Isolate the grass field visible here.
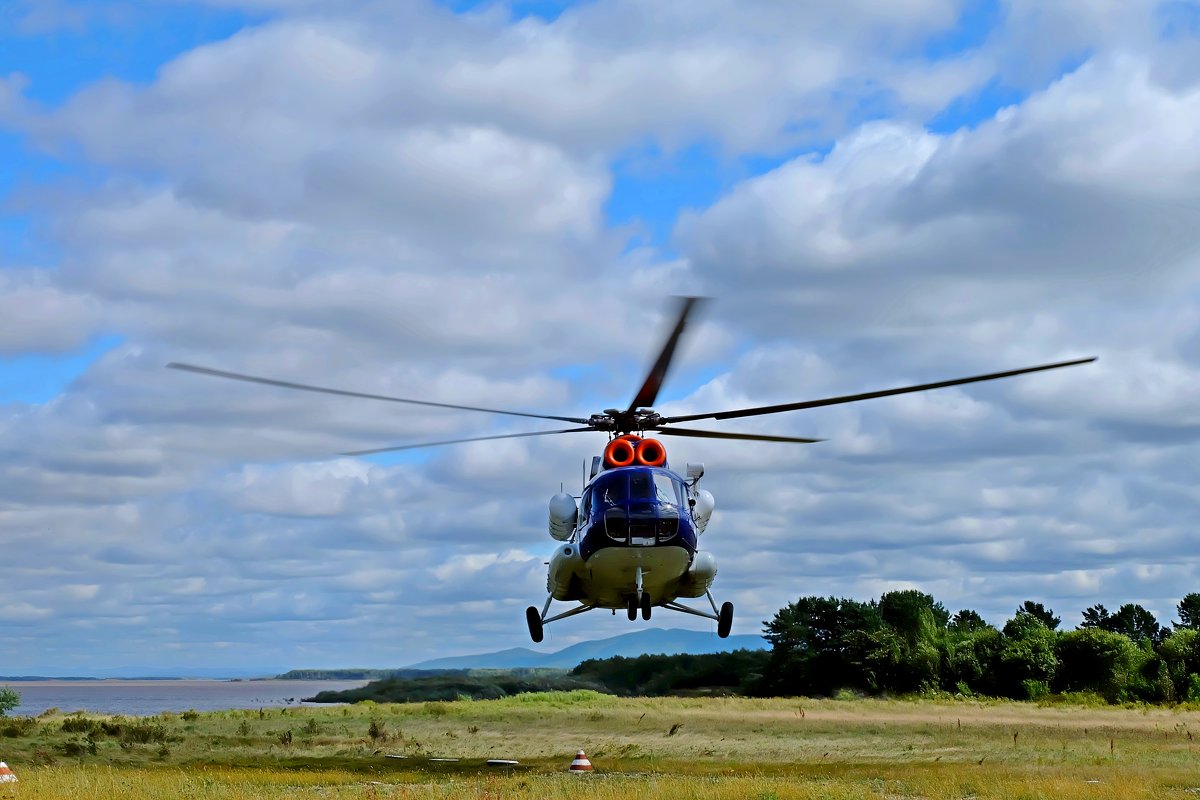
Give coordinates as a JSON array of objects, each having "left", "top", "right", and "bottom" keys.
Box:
[{"left": 3, "top": 691, "right": 1200, "bottom": 798}]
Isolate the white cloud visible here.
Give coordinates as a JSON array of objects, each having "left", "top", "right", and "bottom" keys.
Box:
[{"left": 0, "top": 1, "right": 1198, "bottom": 672}]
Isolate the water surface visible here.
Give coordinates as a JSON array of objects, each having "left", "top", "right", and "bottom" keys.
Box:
[{"left": 5, "top": 679, "right": 368, "bottom": 717}]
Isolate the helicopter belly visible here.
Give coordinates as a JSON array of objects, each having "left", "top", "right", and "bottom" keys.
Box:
[{"left": 581, "top": 545, "right": 691, "bottom": 608}]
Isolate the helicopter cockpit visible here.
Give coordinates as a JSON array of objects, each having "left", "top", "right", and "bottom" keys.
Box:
[{"left": 582, "top": 467, "right": 690, "bottom": 547}]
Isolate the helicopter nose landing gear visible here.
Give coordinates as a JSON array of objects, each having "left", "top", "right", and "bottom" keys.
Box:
[{"left": 628, "top": 565, "right": 646, "bottom": 621}]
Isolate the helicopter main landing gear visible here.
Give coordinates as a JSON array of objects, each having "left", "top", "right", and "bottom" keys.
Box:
[
  {"left": 525, "top": 606, "right": 544, "bottom": 643},
  {"left": 527, "top": 596, "right": 597, "bottom": 643},
  {"left": 717, "top": 600, "right": 733, "bottom": 639},
  {"left": 527, "top": 590, "right": 734, "bottom": 641}
]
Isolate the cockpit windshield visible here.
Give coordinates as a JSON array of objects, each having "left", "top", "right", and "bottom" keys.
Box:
[{"left": 588, "top": 468, "right": 686, "bottom": 545}]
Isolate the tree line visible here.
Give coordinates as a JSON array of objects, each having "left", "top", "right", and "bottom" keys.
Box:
[
  {"left": 757, "top": 591, "right": 1200, "bottom": 703},
  {"left": 256, "top": 591, "right": 1200, "bottom": 708}
]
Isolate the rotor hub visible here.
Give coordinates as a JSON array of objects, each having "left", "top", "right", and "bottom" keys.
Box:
[{"left": 591, "top": 408, "right": 663, "bottom": 435}]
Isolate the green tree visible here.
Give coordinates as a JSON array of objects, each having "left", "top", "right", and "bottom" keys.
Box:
[
  {"left": 868, "top": 590, "right": 948, "bottom": 692},
  {"left": 1107, "top": 604, "right": 1165, "bottom": 645},
  {"left": 1080, "top": 603, "right": 1165, "bottom": 645},
  {"left": 1157, "top": 628, "right": 1200, "bottom": 700},
  {"left": 0, "top": 687, "right": 18, "bottom": 716},
  {"left": 943, "top": 625, "right": 1003, "bottom": 695},
  {"left": 949, "top": 609, "right": 989, "bottom": 632},
  {"left": 1079, "top": 604, "right": 1112, "bottom": 629},
  {"left": 760, "top": 595, "right": 884, "bottom": 696},
  {"left": 1175, "top": 593, "right": 1200, "bottom": 630},
  {"left": 998, "top": 611, "right": 1059, "bottom": 698},
  {"left": 1018, "top": 601, "right": 1061, "bottom": 630},
  {"left": 879, "top": 590, "right": 950, "bottom": 631},
  {"left": 1055, "top": 628, "right": 1139, "bottom": 702}
]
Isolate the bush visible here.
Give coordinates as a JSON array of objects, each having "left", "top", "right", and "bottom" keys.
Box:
[
  {"left": 1188, "top": 674, "right": 1200, "bottom": 702},
  {"left": 121, "top": 722, "right": 167, "bottom": 744},
  {"left": 61, "top": 717, "right": 99, "bottom": 734},
  {"left": 1, "top": 717, "right": 38, "bottom": 737},
  {"left": 1021, "top": 680, "right": 1050, "bottom": 701},
  {"left": 0, "top": 687, "right": 19, "bottom": 717}
]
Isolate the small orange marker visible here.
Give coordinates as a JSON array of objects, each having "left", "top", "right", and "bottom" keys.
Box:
[{"left": 569, "top": 749, "right": 594, "bottom": 772}]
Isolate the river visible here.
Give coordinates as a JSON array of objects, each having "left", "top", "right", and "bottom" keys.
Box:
[{"left": 3, "top": 680, "right": 368, "bottom": 717}]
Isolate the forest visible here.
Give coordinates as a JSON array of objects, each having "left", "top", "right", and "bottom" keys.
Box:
[
  {"left": 752, "top": 590, "right": 1200, "bottom": 702},
  {"left": 306, "top": 591, "right": 1200, "bottom": 706}
]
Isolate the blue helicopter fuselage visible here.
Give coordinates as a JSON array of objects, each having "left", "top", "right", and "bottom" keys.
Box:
[
  {"left": 577, "top": 465, "right": 698, "bottom": 559},
  {"left": 545, "top": 463, "right": 715, "bottom": 609}
]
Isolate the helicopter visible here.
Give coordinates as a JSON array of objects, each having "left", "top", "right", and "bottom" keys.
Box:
[{"left": 167, "top": 297, "right": 1095, "bottom": 643}]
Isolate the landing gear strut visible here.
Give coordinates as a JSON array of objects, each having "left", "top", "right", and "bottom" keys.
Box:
[
  {"left": 527, "top": 591, "right": 732, "bottom": 641},
  {"left": 527, "top": 596, "right": 597, "bottom": 642}
]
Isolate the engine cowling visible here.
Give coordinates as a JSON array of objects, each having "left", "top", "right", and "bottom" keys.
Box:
[
  {"left": 691, "top": 489, "right": 714, "bottom": 535},
  {"left": 548, "top": 492, "right": 578, "bottom": 541},
  {"left": 677, "top": 550, "right": 717, "bottom": 598},
  {"left": 547, "top": 541, "right": 585, "bottom": 600}
]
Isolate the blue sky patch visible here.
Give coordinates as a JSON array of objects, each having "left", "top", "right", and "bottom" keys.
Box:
[
  {"left": 928, "top": 76, "right": 1026, "bottom": 133},
  {"left": 606, "top": 141, "right": 730, "bottom": 249},
  {"left": 439, "top": 0, "right": 583, "bottom": 22},
  {"left": 1, "top": 4, "right": 265, "bottom": 106},
  {"left": 1158, "top": 1, "right": 1200, "bottom": 38},
  {"left": 0, "top": 334, "right": 122, "bottom": 405},
  {"left": 922, "top": 0, "right": 1001, "bottom": 60}
]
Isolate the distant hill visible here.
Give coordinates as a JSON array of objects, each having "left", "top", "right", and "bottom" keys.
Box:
[
  {"left": 274, "top": 668, "right": 451, "bottom": 681},
  {"left": 402, "top": 628, "right": 768, "bottom": 671}
]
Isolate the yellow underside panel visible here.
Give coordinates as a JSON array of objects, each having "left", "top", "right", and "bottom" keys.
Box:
[{"left": 581, "top": 545, "right": 691, "bottom": 608}]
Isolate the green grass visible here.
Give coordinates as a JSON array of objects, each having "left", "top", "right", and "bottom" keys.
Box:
[{"left": 4, "top": 693, "right": 1200, "bottom": 798}]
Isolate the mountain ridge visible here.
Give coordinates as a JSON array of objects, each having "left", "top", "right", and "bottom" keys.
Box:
[{"left": 402, "top": 627, "right": 768, "bottom": 670}]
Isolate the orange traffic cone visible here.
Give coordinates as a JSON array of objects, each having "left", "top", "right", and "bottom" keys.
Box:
[
  {"left": 0, "top": 761, "right": 16, "bottom": 788},
  {"left": 569, "top": 749, "right": 594, "bottom": 772}
]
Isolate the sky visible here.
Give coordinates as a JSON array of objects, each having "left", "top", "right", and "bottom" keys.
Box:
[{"left": 1, "top": 0, "right": 1199, "bottom": 677}]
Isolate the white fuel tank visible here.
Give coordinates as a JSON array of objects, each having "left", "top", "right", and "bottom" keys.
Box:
[
  {"left": 691, "top": 489, "right": 714, "bottom": 535},
  {"left": 677, "top": 550, "right": 718, "bottom": 598},
  {"left": 548, "top": 492, "right": 578, "bottom": 541},
  {"left": 547, "top": 541, "right": 585, "bottom": 600}
]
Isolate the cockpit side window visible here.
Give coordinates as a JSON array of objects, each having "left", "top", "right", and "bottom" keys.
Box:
[{"left": 653, "top": 472, "right": 681, "bottom": 508}]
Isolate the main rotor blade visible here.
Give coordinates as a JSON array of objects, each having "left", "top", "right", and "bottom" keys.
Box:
[
  {"left": 663, "top": 357, "right": 1097, "bottom": 424},
  {"left": 626, "top": 296, "right": 706, "bottom": 414},
  {"left": 341, "top": 426, "right": 596, "bottom": 456},
  {"left": 654, "top": 426, "right": 823, "bottom": 444},
  {"left": 167, "top": 362, "right": 590, "bottom": 424}
]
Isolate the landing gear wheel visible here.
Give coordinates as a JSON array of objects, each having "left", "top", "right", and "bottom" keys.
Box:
[
  {"left": 525, "top": 606, "right": 544, "bottom": 643},
  {"left": 627, "top": 597, "right": 638, "bottom": 621},
  {"left": 641, "top": 592, "right": 652, "bottom": 621},
  {"left": 717, "top": 601, "right": 734, "bottom": 639}
]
